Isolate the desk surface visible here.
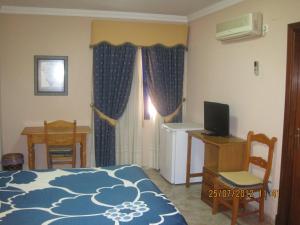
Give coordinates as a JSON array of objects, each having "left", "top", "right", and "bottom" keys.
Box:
[
  {"left": 186, "top": 130, "right": 245, "bottom": 146},
  {"left": 21, "top": 126, "right": 90, "bottom": 169},
  {"left": 21, "top": 126, "right": 91, "bottom": 135}
]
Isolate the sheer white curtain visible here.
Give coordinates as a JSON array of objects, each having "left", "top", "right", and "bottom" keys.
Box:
[
  {"left": 152, "top": 116, "right": 163, "bottom": 169},
  {"left": 115, "top": 50, "right": 186, "bottom": 169},
  {"left": 116, "top": 49, "right": 143, "bottom": 165}
]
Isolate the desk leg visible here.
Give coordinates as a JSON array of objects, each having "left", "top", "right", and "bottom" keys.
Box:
[
  {"left": 186, "top": 134, "right": 192, "bottom": 187},
  {"left": 27, "top": 135, "right": 35, "bottom": 170},
  {"left": 80, "top": 134, "right": 87, "bottom": 168}
]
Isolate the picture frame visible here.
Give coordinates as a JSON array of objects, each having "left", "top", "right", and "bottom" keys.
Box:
[{"left": 34, "top": 55, "right": 68, "bottom": 96}]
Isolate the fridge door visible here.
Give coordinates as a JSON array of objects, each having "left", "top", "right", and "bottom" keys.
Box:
[
  {"left": 159, "top": 126, "right": 175, "bottom": 183},
  {"left": 173, "top": 130, "right": 189, "bottom": 184},
  {"left": 160, "top": 123, "right": 204, "bottom": 185}
]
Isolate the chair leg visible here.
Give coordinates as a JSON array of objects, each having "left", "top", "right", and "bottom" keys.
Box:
[
  {"left": 72, "top": 148, "right": 76, "bottom": 168},
  {"left": 47, "top": 152, "right": 52, "bottom": 169},
  {"left": 242, "top": 196, "right": 248, "bottom": 211},
  {"left": 46, "top": 151, "right": 49, "bottom": 169},
  {"left": 231, "top": 196, "right": 239, "bottom": 225},
  {"left": 259, "top": 189, "right": 265, "bottom": 222}
]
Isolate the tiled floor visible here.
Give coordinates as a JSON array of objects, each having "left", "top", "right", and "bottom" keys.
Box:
[{"left": 144, "top": 169, "right": 274, "bottom": 225}]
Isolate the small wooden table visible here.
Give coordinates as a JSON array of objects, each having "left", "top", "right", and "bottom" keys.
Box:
[
  {"left": 185, "top": 130, "right": 246, "bottom": 206},
  {"left": 21, "top": 126, "right": 91, "bottom": 169}
]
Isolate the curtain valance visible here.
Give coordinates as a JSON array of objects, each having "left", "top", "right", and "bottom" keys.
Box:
[{"left": 91, "top": 20, "right": 188, "bottom": 47}]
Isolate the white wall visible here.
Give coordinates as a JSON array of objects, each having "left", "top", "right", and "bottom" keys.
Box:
[
  {"left": 186, "top": 0, "right": 300, "bottom": 220},
  {"left": 0, "top": 14, "right": 159, "bottom": 169},
  {"left": 0, "top": 14, "right": 93, "bottom": 168}
]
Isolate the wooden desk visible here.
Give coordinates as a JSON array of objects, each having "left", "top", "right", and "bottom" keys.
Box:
[
  {"left": 21, "top": 126, "right": 90, "bottom": 169},
  {"left": 185, "top": 130, "right": 246, "bottom": 206}
]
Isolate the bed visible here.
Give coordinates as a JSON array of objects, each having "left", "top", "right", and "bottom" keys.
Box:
[{"left": 0, "top": 164, "right": 187, "bottom": 225}]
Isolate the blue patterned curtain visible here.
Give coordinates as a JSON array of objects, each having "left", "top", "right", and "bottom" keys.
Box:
[
  {"left": 93, "top": 42, "right": 137, "bottom": 167},
  {"left": 142, "top": 45, "right": 185, "bottom": 122}
]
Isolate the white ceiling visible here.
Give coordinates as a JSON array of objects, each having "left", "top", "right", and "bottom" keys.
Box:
[{"left": 0, "top": 0, "right": 226, "bottom": 16}]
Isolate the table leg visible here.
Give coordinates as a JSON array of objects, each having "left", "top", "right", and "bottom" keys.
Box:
[
  {"left": 80, "top": 134, "right": 87, "bottom": 168},
  {"left": 186, "top": 134, "right": 192, "bottom": 187},
  {"left": 27, "top": 135, "right": 35, "bottom": 170}
]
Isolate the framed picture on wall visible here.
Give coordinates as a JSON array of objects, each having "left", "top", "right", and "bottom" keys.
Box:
[{"left": 34, "top": 55, "right": 68, "bottom": 96}]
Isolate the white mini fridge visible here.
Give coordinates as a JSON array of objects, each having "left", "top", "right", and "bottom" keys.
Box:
[{"left": 159, "top": 123, "right": 204, "bottom": 184}]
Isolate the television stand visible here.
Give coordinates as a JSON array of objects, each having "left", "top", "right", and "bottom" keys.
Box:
[{"left": 185, "top": 130, "right": 246, "bottom": 207}]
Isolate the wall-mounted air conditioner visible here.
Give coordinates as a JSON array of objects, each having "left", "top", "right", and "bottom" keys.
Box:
[{"left": 216, "top": 12, "right": 263, "bottom": 41}]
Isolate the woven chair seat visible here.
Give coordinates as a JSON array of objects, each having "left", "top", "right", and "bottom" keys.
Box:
[{"left": 219, "top": 171, "right": 263, "bottom": 189}]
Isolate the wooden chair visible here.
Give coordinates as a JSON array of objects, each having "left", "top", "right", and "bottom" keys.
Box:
[
  {"left": 212, "top": 131, "right": 277, "bottom": 225},
  {"left": 44, "top": 120, "right": 77, "bottom": 169}
]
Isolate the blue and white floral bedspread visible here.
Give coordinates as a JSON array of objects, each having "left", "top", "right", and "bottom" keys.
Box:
[{"left": 0, "top": 165, "right": 187, "bottom": 225}]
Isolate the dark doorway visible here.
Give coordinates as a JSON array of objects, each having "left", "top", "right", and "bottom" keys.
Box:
[{"left": 277, "top": 22, "right": 300, "bottom": 225}]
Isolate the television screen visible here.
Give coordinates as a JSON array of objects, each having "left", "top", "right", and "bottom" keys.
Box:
[{"left": 204, "top": 101, "right": 229, "bottom": 136}]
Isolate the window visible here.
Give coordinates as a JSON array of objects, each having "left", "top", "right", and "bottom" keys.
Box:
[
  {"left": 143, "top": 80, "right": 157, "bottom": 120},
  {"left": 147, "top": 96, "right": 157, "bottom": 119}
]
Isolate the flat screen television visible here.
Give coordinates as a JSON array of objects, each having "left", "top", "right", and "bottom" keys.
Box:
[{"left": 204, "top": 101, "right": 229, "bottom": 136}]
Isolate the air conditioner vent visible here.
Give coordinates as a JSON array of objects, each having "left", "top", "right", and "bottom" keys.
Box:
[{"left": 216, "top": 12, "right": 263, "bottom": 41}]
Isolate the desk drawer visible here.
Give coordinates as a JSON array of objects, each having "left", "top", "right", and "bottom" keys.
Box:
[
  {"left": 203, "top": 167, "right": 218, "bottom": 185},
  {"left": 201, "top": 182, "right": 229, "bottom": 210},
  {"left": 202, "top": 182, "right": 213, "bottom": 196},
  {"left": 201, "top": 182, "right": 214, "bottom": 205}
]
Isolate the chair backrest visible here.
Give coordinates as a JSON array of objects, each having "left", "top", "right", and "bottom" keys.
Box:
[
  {"left": 244, "top": 131, "right": 277, "bottom": 185},
  {"left": 44, "top": 120, "right": 77, "bottom": 147}
]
